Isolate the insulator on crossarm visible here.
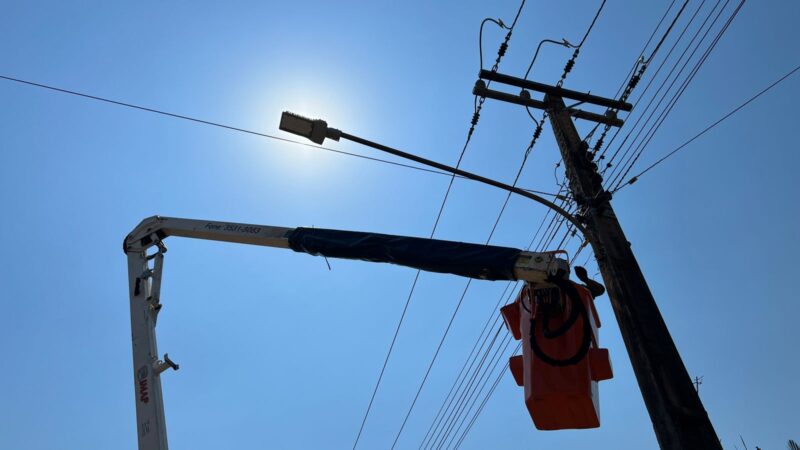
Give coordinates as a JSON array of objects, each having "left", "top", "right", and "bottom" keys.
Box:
[
  {"left": 563, "top": 58, "right": 575, "bottom": 75},
  {"left": 498, "top": 41, "right": 509, "bottom": 58},
  {"left": 471, "top": 111, "right": 481, "bottom": 126},
  {"left": 629, "top": 75, "right": 640, "bottom": 90},
  {"left": 593, "top": 137, "right": 604, "bottom": 153}
]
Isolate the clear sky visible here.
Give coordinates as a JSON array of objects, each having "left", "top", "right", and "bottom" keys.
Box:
[{"left": 1, "top": 1, "right": 798, "bottom": 449}]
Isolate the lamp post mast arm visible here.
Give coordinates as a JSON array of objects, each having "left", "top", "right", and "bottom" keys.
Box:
[
  {"left": 278, "top": 111, "right": 586, "bottom": 236},
  {"left": 338, "top": 131, "right": 586, "bottom": 235}
]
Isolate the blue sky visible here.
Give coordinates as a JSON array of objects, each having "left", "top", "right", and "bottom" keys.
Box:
[{"left": 1, "top": 1, "right": 798, "bottom": 449}]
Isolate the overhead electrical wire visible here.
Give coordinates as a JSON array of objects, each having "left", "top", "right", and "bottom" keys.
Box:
[
  {"left": 609, "top": 0, "right": 746, "bottom": 189},
  {"left": 522, "top": 0, "right": 606, "bottom": 122},
  {"left": 0, "top": 58, "right": 574, "bottom": 450},
  {"left": 0, "top": 50, "right": 570, "bottom": 450},
  {"left": 426, "top": 32, "right": 600, "bottom": 450},
  {"left": 593, "top": 0, "right": 688, "bottom": 161},
  {"left": 414, "top": 121, "right": 549, "bottom": 448},
  {"left": 419, "top": 290, "right": 515, "bottom": 448},
  {"left": 604, "top": 0, "right": 730, "bottom": 186},
  {"left": 549, "top": 0, "right": 709, "bottom": 294},
  {"left": 419, "top": 4, "right": 611, "bottom": 445},
  {"left": 446, "top": 4, "right": 690, "bottom": 445},
  {"left": 453, "top": 3, "right": 744, "bottom": 444},
  {"left": 502, "top": 7, "right": 737, "bottom": 415},
  {"left": 479, "top": 18, "right": 510, "bottom": 71},
  {"left": 612, "top": 0, "right": 678, "bottom": 100},
  {"left": 435, "top": 333, "right": 514, "bottom": 449},
  {"left": 447, "top": 335, "right": 516, "bottom": 448},
  {"left": 523, "top": 0, "right": 607, "bottom": 80},
  {"left": 417, "top": 285, "right": 517, "bottom": 449},
  {"left": 453, "top": 344, "right": 523, "bottom": 449},
  {"left": 426, "top": 195, "right": 573, "bottom": 450},
  {"left": 615, "top": 63, "right": 800, "bottom": 191},
  {"left": 370, "top": 2, "right": 528, "bottom": 449},
  {"left": 597, "top": 0, "right": 708, "bottom": 172},
  {"left": 390, "top": 124, "right": 545, "bottom": 450},
  {"left": 418, "top": 187, "right": 571, "bottom": 450},
  {"left": 0, "top": 65, "right": 571, "bottom": 449},
  {"left": 0, "top": 74, "right": 562, "bottom": 199},
  {"left": 606, "top": 0, "right": 742, "bottom": 187}
]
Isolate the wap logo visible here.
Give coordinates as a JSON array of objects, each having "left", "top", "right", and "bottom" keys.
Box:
[{"left": 137, "top": 366, "right": 150, "bottom": 404}]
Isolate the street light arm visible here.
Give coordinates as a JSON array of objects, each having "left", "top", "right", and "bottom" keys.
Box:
[
  {"left": 277, "top": 111, "right": 585, "bottom": 236},
  {"left": 337, "top": 131, "right": 586, "bottom": 236}
]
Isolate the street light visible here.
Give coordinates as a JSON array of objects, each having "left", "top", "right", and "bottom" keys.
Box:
[
  {"left": 279, "top": 111, "right": 341, "bottom": 145},
  {"left": 278, "top": 111, "right": 586, "bottom": 235}
]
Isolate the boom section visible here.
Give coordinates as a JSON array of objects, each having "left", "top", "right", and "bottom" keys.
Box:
[{"left": 124, "top": 215, "right": 568, "bottom": 283}]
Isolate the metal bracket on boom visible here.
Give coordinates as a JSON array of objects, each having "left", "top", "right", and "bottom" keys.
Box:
[
  {"left": 514, "top": 251, "right": 568, "bottom": 283},
  {"left": 153, "top": 354, "right": 179, "bottom": 375},
  {"left": 143, "top": 250, "right": 165, "bottom": 322}
]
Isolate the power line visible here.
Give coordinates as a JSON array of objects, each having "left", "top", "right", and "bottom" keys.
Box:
[
  {"left": 360, "top": 2, "right": 528, "bottom": 447},
  {"left": 436, "top": 333, "right": 514, "bottom": 449},
  {"left": 419, "top": 5, "right": 611, "bottom": 441},
  {"left": 417, "top": 122, "right": 546, "bottom": 449},
  {"left": 418, "top": 286, "right": 515, "bottom": 449},
  {"left": 523, "top": 0, "right": 607, "bottom": 80},
  {"left": 593, "top": 0, "right": 688, "bottom": 161},
  {"left": 0, "top": 71, "right": 568, "bottom": 446},
  {"left": 390, "top": 123, "right": 544, "bottom": 449},
  {"left": 445, "top": 3, "right": 682, "bottom": 440},
  {"left": 449, "top": 337, "right": 516, "bottom": 449},
  {"left": 605, "top": 0, "right": 735, "bottom": 187},
  {"left": 610, "top": 0, "right": 746, "bottom": 189},
  {"left": 0, "top": 74, "right": 562, "bottom": 199},
  {"left": 454, "top": 343, "right": 522, "bottom": 449},
  {"left": 438, "top": 37, "right": 632, "bottom": 442},
  {"left": 425, "top": 194, "right": 572, "bottom": 449},
  {"left": 615, "top": 63, "right": 800, "bottom": 190},
  {"left": 423, "top": 71, "right": 586, "bottom": 450},
  {"left": 418, "top": 187, "right": 569, "bottom": 449},
  {"left": 599, "top": 0, "right": 711, "bottom": 173}
]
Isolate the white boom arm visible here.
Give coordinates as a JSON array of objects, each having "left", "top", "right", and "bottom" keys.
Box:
[{"left": 124, "top": 216, "right": 569, "bottom": 450}]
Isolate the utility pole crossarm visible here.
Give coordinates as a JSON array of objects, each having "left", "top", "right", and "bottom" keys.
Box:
[
  {"left": 479, "top": 69, "right": 633, "bottom": 111},
  {"left": 124, "top": 216, "right": 569, "bottom": 283},
  {"left": 474, "top": 70, "right": 632, "bottom": 127},
  {"left": 473, "top": 83, "right": 625, "bottom": 127}
]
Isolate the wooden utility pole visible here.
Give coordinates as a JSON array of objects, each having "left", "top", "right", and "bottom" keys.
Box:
[{"left": 546, "top": 94, "right": 721, "bottom": 449}]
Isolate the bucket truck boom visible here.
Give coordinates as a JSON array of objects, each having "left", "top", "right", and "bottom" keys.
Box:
[{"left": 124, "top": 215, "right": 570, "bottom": 450}]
